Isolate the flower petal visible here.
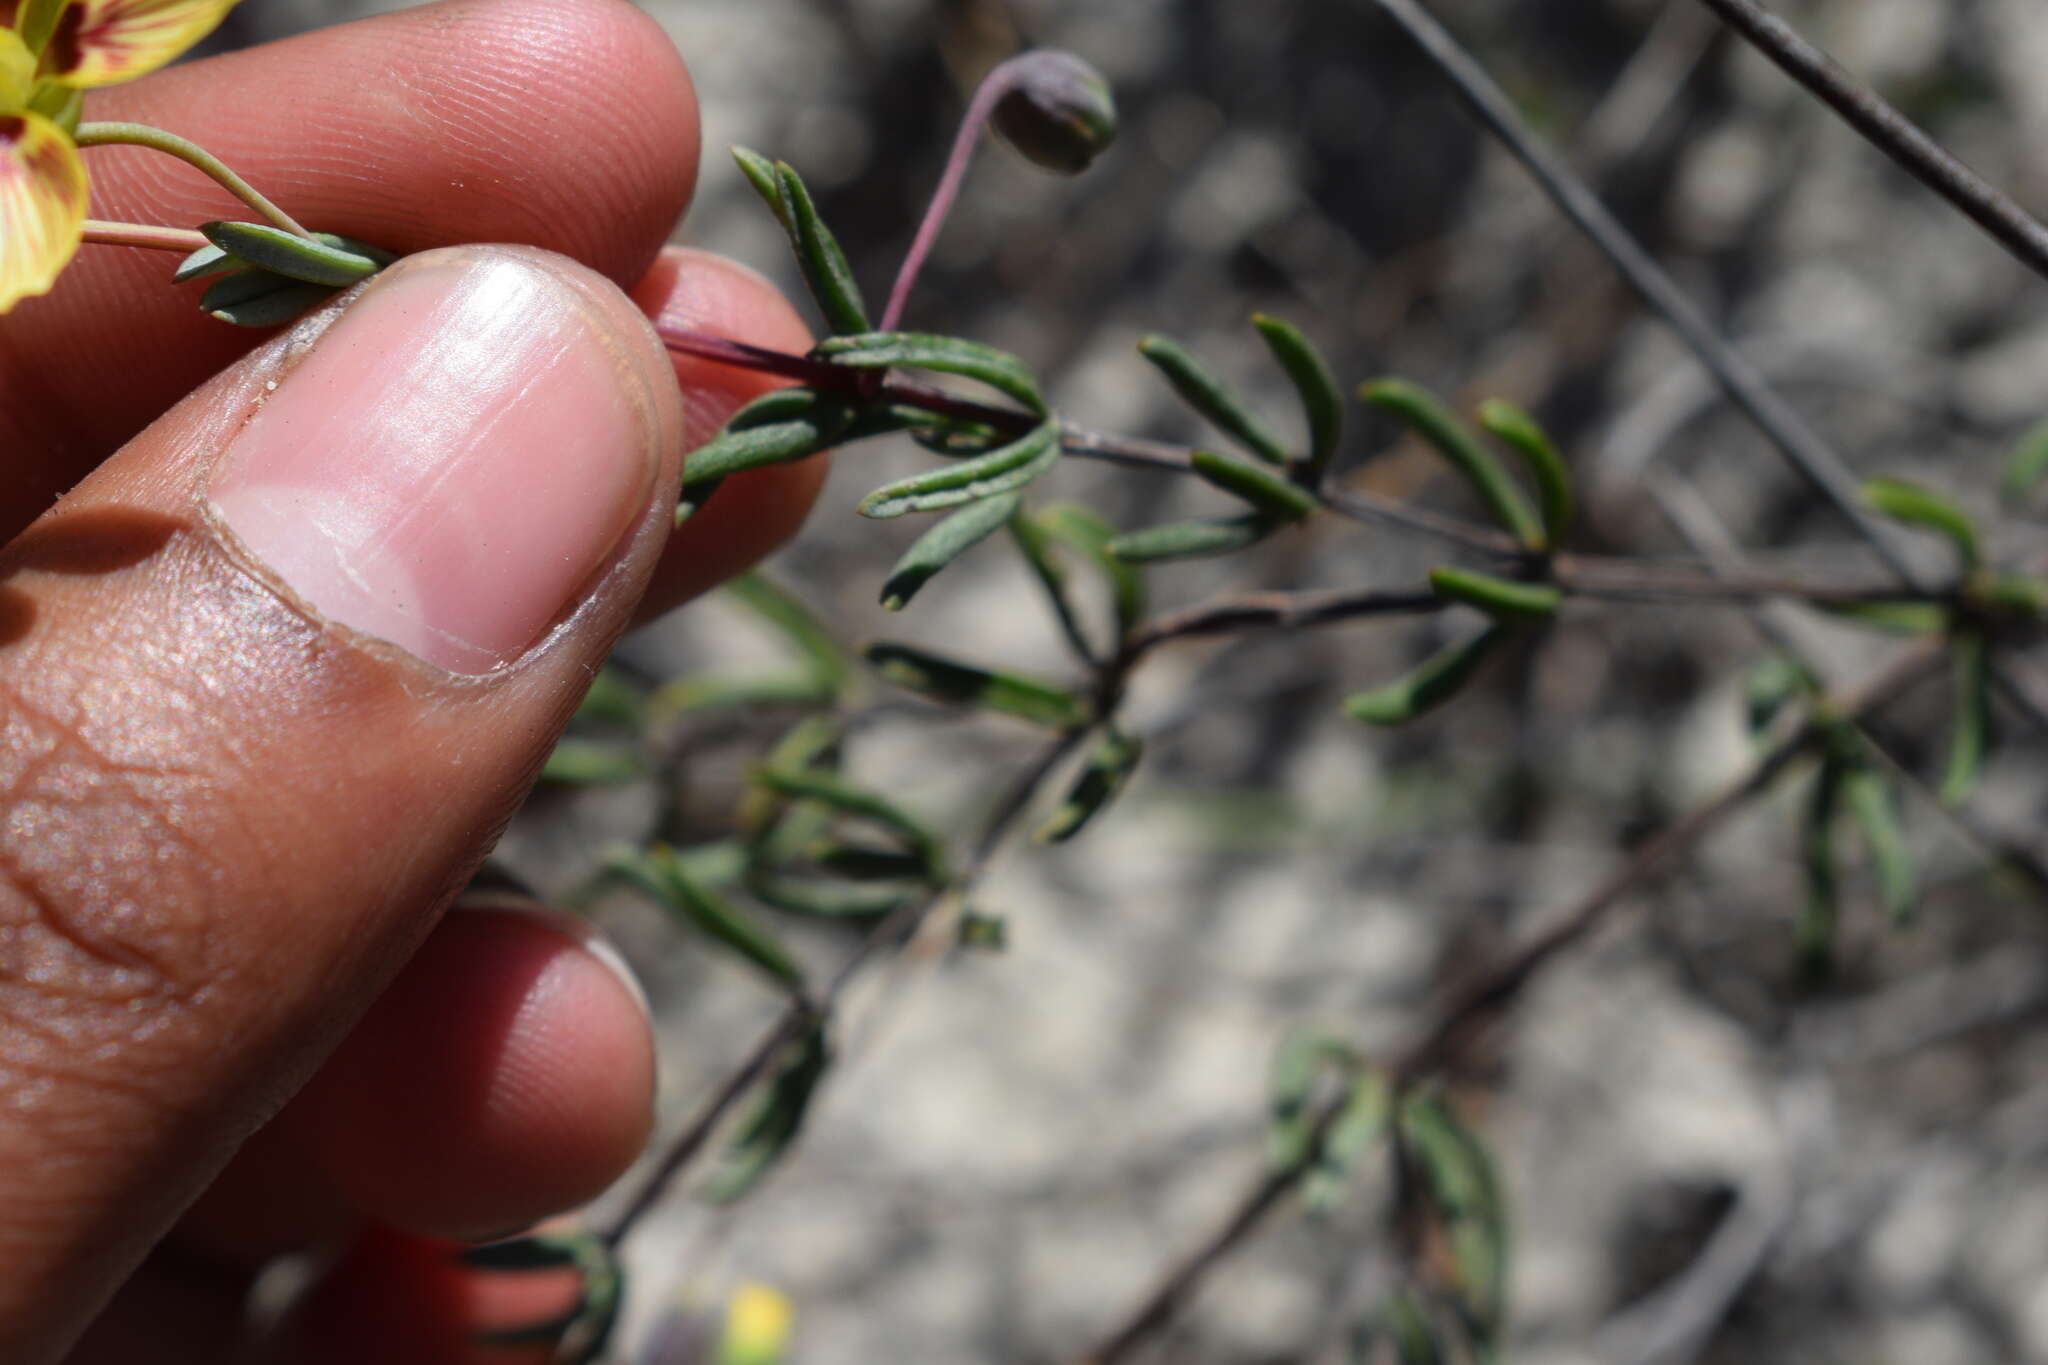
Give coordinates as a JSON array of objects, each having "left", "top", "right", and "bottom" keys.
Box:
[
  {"left": 0, "top": 110, "right": 86, "bottom": 312},
  {"left": 0, "top": 28, "right": 32, "bottom": 110},
  {"left": 40, "top": 0, "right": 237, "bottom": 89}
]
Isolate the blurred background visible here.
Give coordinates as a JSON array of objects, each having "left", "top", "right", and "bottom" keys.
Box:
[{"left": 225, "top": 1, "right": 2048, "bottom": 1360}]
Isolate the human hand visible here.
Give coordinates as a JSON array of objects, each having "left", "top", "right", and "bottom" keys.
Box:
[{"left": 0, "top": 2, "right": 823, "bottom": 1359}]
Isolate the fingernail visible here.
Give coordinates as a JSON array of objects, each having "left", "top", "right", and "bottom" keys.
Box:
[
  {"left": 451, "top": 893, "right": 652, "bottom": 1021},
  {"left": 209, "top": 249, "right": 665, "bottom": 674}
]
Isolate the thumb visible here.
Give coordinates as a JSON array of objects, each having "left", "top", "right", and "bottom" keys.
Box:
[{"left": 0, "top": 246, "right": 683, "bottom": 1361}]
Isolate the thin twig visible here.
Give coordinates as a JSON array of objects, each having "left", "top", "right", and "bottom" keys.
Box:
[
  {"left": 74, "top": 122, "right": 312, "bottom": 239},
  {"left": 1076, "top": 640, "right": 1944, "bottom": 1364},
  {"left": 1692, "top": 0, "right": 2048, "bottom": 281},
  {"left": 80, "top": 220, "right": 211, "bottom": 254},
  {"left": 1121, "top": 587, "right": 1446, "bottom": 662}
]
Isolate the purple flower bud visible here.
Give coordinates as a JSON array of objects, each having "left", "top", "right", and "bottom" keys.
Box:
[{"left": 991, "top": 49, "right": 1117, "bottom": 175}]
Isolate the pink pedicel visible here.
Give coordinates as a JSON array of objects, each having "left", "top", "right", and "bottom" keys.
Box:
[{"left": 210, "top": 253, "right": 659, "bottom": 674}]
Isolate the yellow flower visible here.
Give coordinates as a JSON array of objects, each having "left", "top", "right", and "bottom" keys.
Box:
[{"left": 1, "top": 0, "right": 238, "bottom": 312}]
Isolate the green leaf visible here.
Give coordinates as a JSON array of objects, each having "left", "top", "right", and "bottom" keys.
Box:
[
  {"left": 707, "top": 1023, "right": 832, "bottom": 1202},
  {"left": 1942, "top": 631, "right": 1992, "bottom": 806},
  {"left": 607, "top": 844, "right": 806, "bottom": 991},
  {"left": 815, "top": 331, "right": 1046, "bottom": 415},
  {"left": 1801, "top": 756, "right": 1845, "bottom": 975},
  {"left": 1189, "top": 448, "right": 1319, "bottom": 521},
  {"left": 774, "top": 161, "right": 870, "bottom": 335},
  {"left": 1477, "top": 399, "right": 1573, "bottom": 548},
  {"left": 1036, "top": 502, "right": 1146, "bottom": 638},
  {"left": 958, "top": 912, "right": 1008, "bottom": 950},
  {"left": 882, "top": 491, "right": 1023, "bottom": 610},
  {"left": 1813, "top": 598, "right": 1950, "bottom": 636},
  {"left": 1428, "top": 566, "right": 1561, "bottom": 621},
  {"left": 1399, "top": 1095, "right": 1508, "bottom": 1343},
  {"left": 1251, "top": 313, "right": 1341, "bottom": 480},
  {"left": 684, "top": 388, "right": 855, "bottom": 485},
  {"left": 200, "top": 271, "right": 338, "bottom": 327},
  {"left": 171, "top": 242, "right": 238, "bottom": 283},
  {"left": 732, "top": 146, "right": 790, "bottom": 230},
  {"left": 747, "top": 866, "right": 913, "bottom": 920},
  {"left": 864, "top": 642, "right": 1086, "bottom": 729},
  {"left": 459, "top": 1231, "right": 590, "bottom": 1272},
  {"left": 751, "top": 766, "right": 945, "bottom": 875},
  {"left": 1007, "top": 503, "right": 1099, "bottom": 662},
  {"left": 1267, "top": 1029, "right": 1352, "bottom": 1170},
  {"left": 1861, "top": 477, "right": 1981, "bottom": 576},
  {"left": 726, "top": 572, "right": 850, "bottom": 694},
  {"left": 1344, "top": 626, "right": 1506, "bottom": 726},
  {"left": 1744, "top": 654, "right": 1815, "bottom": 737},
  {"left": 1106, "top": 514, "right": 1276, "bottom": 564},
  {"left": 2002, "top": 416, "right": 2048, "bottom": 509},
  {"left": 1037, "top": 728, "right": 1143, "bottom": 842},
  {"left": 857, "top": 419, "right": 1061, "bottom": 519},
  {"left": 1304, "top": 1069, "right": 1391, "bottom": 1212},
  {"left": 1138, "top": 333, "right": 1291, "bottom": 465},
  {"left": 1362, "top": 379, "right": 1543, "bottom": 549},
  {"left": 541, "top": 739, "right": 645, "bottom": 785},
  {"left": 1842, "top": 760, "right": 1915, "bottom": 925},
  {"left": 200, "top": 221, "right": 392, "bottom": 287}
]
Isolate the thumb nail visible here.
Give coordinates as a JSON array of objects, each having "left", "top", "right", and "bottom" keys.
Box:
[{"left": 208, "top": 247, "right": 670, "bottom": 675}]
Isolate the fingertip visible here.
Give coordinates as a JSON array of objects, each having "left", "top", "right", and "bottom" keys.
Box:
[
  {"left": 298, "top": 904, "right": 657, "bottom": 1241},
  {"left": 630, "top": 246, "right": 832, "bottom": 618}
]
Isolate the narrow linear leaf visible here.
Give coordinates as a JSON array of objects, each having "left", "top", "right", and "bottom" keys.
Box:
[
  {"left": 1477, "top": 399, "right": 1573, "bottom": 548},
  {"left": 1862, "top": 477, "right": 1981, "bottom": 576},
  {"left": 858, "top": 419, "right": 1060, "bottom": 519},
  {"left": 677, "top": 476, "right": 724, "bottom": 525},
  {"left": 1106, "top": 513, "right": 1275, "bottom": 564},
  {"left": 1813, "top": 598, "right": 1949, "bottom": 636},
  {"left": 707, "top": 1023, "right": 831, "bottom": 1202},
  {"left": 1190, "top": 448, "right": 1319, "bottom": 521},
  {"left": 574, "top": 666, "right": 646, "bottom": 727},
  {"left": 1344, "top": 626, "right": 1506, "bottom": 726},
  {"left": 738, "top": 716, "right": 845, "bottom": 842},
  {"left": 1008, "top": 503, "right": 1099, "bottom": 663},
  {"left": 1268, "top": 1029, "right": 1353, "bottom": 1170},
  {"left": 201, "top": 271, "right": 337, "bottom": 327},
  {"left": 747, "top": 868, "right": 913, "bottom": 919},
  {"left": 1138, "top": 333, "right": 1290, "bottom": 465},
  {"left": 1362, "top": 378, "right": 1543, "bottom": 549},
  {"left": 459, "top": 1232, "right": 589, "bottom": 1272},
  {"left": 2003, "top": 416, "right": 2048, "bottom": 509},
  {"left": 1038, "top": 502, "right": 1147, "bottom": 637},
  {"left": 774, "top": 161, "right": 869, "bottom": 335},
  {"left": 683, "top": 388, "right": 854, "bottom": 485},
  {"left": 201, "top": 220, "right": 391, "bottom": 287},
  {"left": 172, "top": 241, "right": 237, "bottom": 283},
  {"left": 1037, "top": 728, "right": 1143, "bottom": 842},
  {"left": 1251, "top": 313, "right": 1341, "bottom": 480},
  {"left": 608, "top": 844, "right": 805, "bottom": 991},
  {"left": 816, "top": 331, "right": 1046, "bottom": 415},
  {"left": 1400, "top": 1096, "right": 1508, "bottom": 1343},
  {"left": 958, "top": 912, "right": 1008, "bottom": 950},
  {"left": 1981, "top": 575, "right": 2048, "bottom": 620},
  {"left": 864, "top": 642, "right": 1086, "bottom": 729},
  {"left": 1942, "top": 631, "right": 1992, "bottom": 806},
  {"left": 732, "top": 146, "right": 790, "bottom": 230},
  {"left": 541, "top": 739, "right": 646, "bottom": 785},
  {"left": 1304, "top": 1069, "right": 1391, "bottom": 1213},
  {"left": 1801, "top": 757, "right": 1845, "bottom": 975},
  {"left": 1842, "top": 761, "right": 1915, "bottom": 925},
  {"left": 805, "top": 843, "right": 930, "bottom": 881},
  {"left": 1428, "top": 566, "right": 1561, "bottom": 621},
  {"left": 726, "top": 572, "right": 850, "bottom": 693},
  {"left": 882, "top": 491, "right": 1022, "bottom": 610},
  {"left": 751, "top": 766, "right": 945, "bottom": 874}
]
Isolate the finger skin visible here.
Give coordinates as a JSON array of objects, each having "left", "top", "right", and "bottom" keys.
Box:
[
  {"left": 0, "top": 0, "right": 700, "bottom": 537},
  {"left": 634, "top": 247, "right": 831, "bottom": 618},
  {"left": 172, "top": 906, "right": 653, "bottom": 1261},
  {"left": 0, "top": 247, "right": 683, "bottom": 1362}
]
